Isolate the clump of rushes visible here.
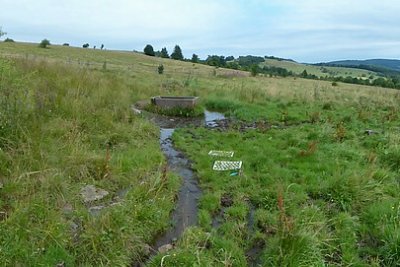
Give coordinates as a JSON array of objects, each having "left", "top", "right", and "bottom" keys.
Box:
[
  {"left": 144, "top": 104, "right": 204, "bottom": 117},
  {"left": 335, "top": 122, "right": 346, "bottom": 142}
]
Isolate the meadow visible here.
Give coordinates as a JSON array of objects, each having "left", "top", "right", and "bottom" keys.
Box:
[
  {"left": 263, "top": 58, "right": 377, "bottom": 79},
  {"left": 1, "top": 42, "right": 400, "bottom": 266}
]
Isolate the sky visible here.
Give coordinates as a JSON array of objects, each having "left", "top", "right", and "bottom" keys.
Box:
[{"left": 1, "top": 0, "right": 400, "bottom": 62}]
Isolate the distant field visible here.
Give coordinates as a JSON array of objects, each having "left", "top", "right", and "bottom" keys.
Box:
[
  {"left": 263, "top": 58, "right": 378, "bottom": 79},
  {"left": 1, "top": 42, "right": 400, "bottom": 266}
]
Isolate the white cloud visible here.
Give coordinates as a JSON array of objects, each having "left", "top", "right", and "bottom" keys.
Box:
[{"left": 2, "top": 0, "right": 400, "bottom": 61}]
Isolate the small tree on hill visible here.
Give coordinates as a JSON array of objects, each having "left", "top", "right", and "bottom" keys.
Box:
[
  {"left": 39, "top": 39, "right": 50, "bottom": 48},
  {"left": 144, "top": 44, "right": 155, "bottom": 56},
  {"left": 158, "top": 64, "right": 164, "bottom": 74},
  {"left": 83, "top": 43, "right": 89, "bottom": 48},
  {"left": 171, "top": 45, "right": 183, "bottom": 60},
  {"left": 191, "top": 54, "right": 199, "bottom": 63},
  {"left": 250, "top": 64, "right": 259, "bottom": 77},
  {"left": 160, "top": 47, "right": 169, "bottom": 58}
]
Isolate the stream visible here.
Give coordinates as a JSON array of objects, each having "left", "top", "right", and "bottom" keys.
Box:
[{"left": 149, "top": 110, "right": 225, "bottom": 252}]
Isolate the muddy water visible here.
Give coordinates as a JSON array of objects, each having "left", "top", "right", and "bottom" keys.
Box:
[
  {"left": 149, "top": 110, "right": 225, "bottom": 250},
  {"left": 204, "top": 110, "right": 226, "bottom": 127},
  {"left": 153, "top": 128, "right": 201, "bottom": 249},
  {"left": 245, "top": 203, "right": 264, "bottom": 266}
]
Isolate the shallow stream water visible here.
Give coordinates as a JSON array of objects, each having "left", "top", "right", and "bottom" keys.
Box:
[{"left": 149, "top": 110, "right": 225, "bottom": 250}]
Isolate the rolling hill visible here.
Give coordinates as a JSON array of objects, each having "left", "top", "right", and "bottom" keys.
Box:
[
  {"left": 326, "top": 59, "right": 400, "bottom": 72},
  {"left": 262, "top": 58, "right": 379, "bottom": 78}
]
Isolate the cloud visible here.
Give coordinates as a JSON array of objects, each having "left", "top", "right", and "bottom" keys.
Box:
[{"left": 2, "top": 0, "right": 400, "bottom": 61}]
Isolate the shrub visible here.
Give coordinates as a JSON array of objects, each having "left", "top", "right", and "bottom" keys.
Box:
[
  {"left": 4, "top": 38, "right": 14, "bottom": 43},
  {"left": 38, "top": 39, "right": 50, "bottom": 48},
  {"left": 250, "top": 64, "right": 259, "bottom": 77},
  {"left": 62, "top": 43, "right": 69, "bottom": 46},
  {"left": 82, "top": 43, "right": 89, "bottom": 48},
  {"left": 157, "top": 64, "right": 164, "bottom": 74}
]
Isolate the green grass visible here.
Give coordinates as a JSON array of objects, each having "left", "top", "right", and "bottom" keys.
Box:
[
  {"left": 144, "top": 103, "right": 204, "bottom": 117},
  {"left": 262, "top": 58, "right": 378, "bottom": 79},
  {"left": 1, "top": 41, "right": 400, "bottom": 266},
  {"left": 168, "top": 97, "right": 400, "bottom": 265}
]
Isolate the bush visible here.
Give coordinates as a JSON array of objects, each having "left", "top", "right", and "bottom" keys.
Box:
[
  {"left": 38, "top": 39, "right": 50, "bottom": 48},
  {"left": 4, "top": 38, "right": 14, "bottom": 43},
  {"left": 82, "top": 43, "right": 89, "bottom": 48},
  {"left": 157, "top": 64, "right": 164, "bottom": 74},
  {"left": 144, "top": 104, "right": 204, "bottom": 117},
  {"left": 62, "top": 43, "right": 69, "bottom": 46},
  {"left": 250, "top": 64, "right": 259, "bottom": 77}
]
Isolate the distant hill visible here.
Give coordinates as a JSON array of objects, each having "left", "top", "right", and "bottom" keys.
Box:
[
  {"left": 328, "top": 59, "right": 400, "bottom": 71},
  {"left": 263, "top": 58, "right": 378, "bottom": 78},
  {"left": 316, "top": 59, "right": 400, "bottom": 76}
]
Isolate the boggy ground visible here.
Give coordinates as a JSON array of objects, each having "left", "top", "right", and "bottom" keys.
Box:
[{"left": 148, "top": 98, "right": 400, "bottom": 266}]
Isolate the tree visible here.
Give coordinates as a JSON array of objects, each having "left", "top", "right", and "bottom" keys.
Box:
[
  {"left": 300, "top": 69, "right": 308, "bottom": 78},
  {"left": 171, "top": 45, "right": 183, "bottom": 60},
  {"left": 160, "top": 47, "right": 169, "bottom": 58},
  {"left": 101, "top": 44, "right": 104, "bottom": 50},
  {"left": 39, "top": 39, "right": 50, "bottom": 48},
  {"left": 144, "top": 44, "right": 155, "bottom": 56},
  {"left": 82, "top": 43, "right": 89, "bottom": 48},
  {"left": 250, "top": 64, "right": 259, "bottom": 77},
  {"left": 206, "top": 55, "right": 226, "bottom": 67},
  {"left": 191, "top": 54, "right": 199, "bottom": 63}
]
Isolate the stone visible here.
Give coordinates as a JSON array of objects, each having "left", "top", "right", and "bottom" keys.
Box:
[
  {"left": 142, "top": 244, "right": 152, "bottom": 256},
  {"left": 132, "top": 107, "right": 142, "bottom": 115},
  {"left": 88, "top": 205, "right": 105, "bottom": 216},
  {"left": 80, "top": 185, "right": 109, "bottom": 203},
  {"left": 62, "top": 203, "right": 73, "bottom": 214},
  {"left": 70, "top": 221, "right": 79, "bottom": 232},
  {"left": 365, "top": 129, "right": 378, "bottom": 135},
  {"left": 158, "top": 243, "right": 173, "bottom": 254}
]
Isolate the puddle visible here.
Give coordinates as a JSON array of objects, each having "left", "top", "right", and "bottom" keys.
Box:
[{"left": 204, "top": 110, "right": 226, "bottom": 127}]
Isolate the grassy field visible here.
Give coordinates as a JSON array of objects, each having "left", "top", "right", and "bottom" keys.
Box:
[
  {"left": 263, "top": 58, "right": 378, "bottom": 79},
  {"left": 1, "top": 42, "right": 400, "bottom": 266}
]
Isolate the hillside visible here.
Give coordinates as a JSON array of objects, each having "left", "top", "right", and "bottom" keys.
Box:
[
  {"left": 327, "top": 58, "right": 400, "bottom": 72},
  {"left": 262, "top": 58, "right": 378, "bottom": 79},
  {"left": 1, "top": 42, "right": 400, "bottom": 266}
]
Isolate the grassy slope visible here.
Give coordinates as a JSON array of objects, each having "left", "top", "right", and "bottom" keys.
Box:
[
  {"left": 263, "top": 58, "right": 377, "bottom": 79},
  {"left": 1, "top": 42, "right": 400, "bottom": 266}
]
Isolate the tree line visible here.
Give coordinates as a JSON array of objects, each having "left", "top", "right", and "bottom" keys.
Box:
[
  {"left": 143, "top": 44, "right": 199, "bottom": 63},
  {"left": 143, "top": 44, "right": 400, "bottom": 90}
]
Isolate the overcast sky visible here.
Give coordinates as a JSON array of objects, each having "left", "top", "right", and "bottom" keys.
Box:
[{"left": 2, "top": 0, "right": 400, "bottom": 62}]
